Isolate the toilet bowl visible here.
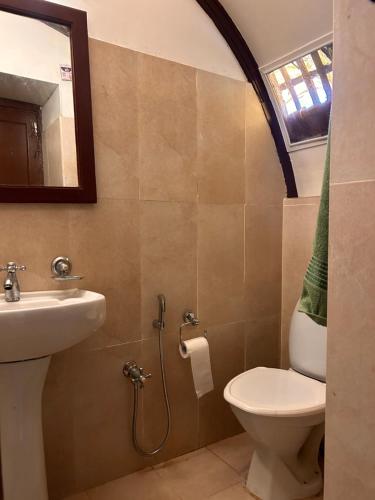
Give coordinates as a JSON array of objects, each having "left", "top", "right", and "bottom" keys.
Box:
[{"left": 224, "top": 305, "right": 327, "bottom": 500}]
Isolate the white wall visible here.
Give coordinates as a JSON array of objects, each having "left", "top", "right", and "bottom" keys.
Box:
[
  {"left": 291, "top": 146, "right": 326, "bottom": 198},
  {"left": 221, "top": 0, "right": 333, "bottom": 196},
  {"left": 0, "top": 11, "right": 74, "bottom": 117},
  {"left": 220, "top": 0, "right": 333, "bottom": 68},
  {"left": 48, "top": 0, "right": 245, "bottom": 81},
  {"left": 289, "top": 147, "right": 328, "bottom": 198}
]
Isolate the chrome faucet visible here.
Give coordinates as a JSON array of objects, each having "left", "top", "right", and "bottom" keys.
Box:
[{"left": 0, "top": 262, "right": 26, "bottom": 302}]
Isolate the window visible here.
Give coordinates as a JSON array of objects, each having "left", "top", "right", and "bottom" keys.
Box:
[{"left": 264, "top": 42, "right": 333, "bottom": 149}]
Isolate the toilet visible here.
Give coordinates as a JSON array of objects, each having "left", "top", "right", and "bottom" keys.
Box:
[{"left": 224, "top": 304, "right": 327, "bottom": 500}]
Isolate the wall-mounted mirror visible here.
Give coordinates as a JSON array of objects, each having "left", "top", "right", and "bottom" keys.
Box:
[{"left": 0, "top": 0, "right": 96, "bottom": 203}]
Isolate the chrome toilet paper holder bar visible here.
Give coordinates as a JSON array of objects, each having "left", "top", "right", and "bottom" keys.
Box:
[{"left": 179, "top": 310, "right": 207, "bottom": 349}]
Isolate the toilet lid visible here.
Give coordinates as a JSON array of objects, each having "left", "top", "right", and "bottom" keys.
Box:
[{"left": 224, "top": 367, "right": 326, "bottom": 417}]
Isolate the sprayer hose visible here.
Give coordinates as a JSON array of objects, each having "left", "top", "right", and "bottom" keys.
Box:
[{"left": 131, "top": 326, "right": 171, "bottom": 456}]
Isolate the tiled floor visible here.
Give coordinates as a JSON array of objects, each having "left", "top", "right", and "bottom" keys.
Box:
[{"left": 64, "top": 433, "right": 323, "bottom": 500}]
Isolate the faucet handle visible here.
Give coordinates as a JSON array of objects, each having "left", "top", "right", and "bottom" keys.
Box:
[
  {"left": 0, "top": 262, "right": 26, "bottom": 272},
  {"left": 139, "top": 367, "right": 152, "bottom": 380}
]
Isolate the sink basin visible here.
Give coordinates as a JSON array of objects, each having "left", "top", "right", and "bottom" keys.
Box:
[
  {"left": 0, "top": 288, "right": 106, "bottom": 500},
  {"left": 0, "top": 288, "right": 106, "bottom": 362}
]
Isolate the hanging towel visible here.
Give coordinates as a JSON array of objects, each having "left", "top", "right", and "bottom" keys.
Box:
[{"left": 299, "top": 136, "right": 330, "bottom": 326}]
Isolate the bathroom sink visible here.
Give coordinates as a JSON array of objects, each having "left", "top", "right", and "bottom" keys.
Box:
[
  {"left": 0, "top": 288, "right": 106, "bottom": 362},
  {"left": 0, "top": 288, "right": 106, "bottom": 500}
]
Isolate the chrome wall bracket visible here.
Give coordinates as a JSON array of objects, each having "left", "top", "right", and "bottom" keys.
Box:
[
  {"left": 51, "top": 256, "right": 83, "bottom": 281},
  {"left": 152, "top": 294, "right": 166, "bottom": 331},
  {"left": 179, "top": 310, "right": 200, "bottom": 348}
]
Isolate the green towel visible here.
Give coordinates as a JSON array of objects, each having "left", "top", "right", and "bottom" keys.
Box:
[{"left": 299, "top": 137, "right": 330, "bottom": 326}]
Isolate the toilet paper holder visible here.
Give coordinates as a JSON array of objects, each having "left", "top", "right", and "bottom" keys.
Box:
[{"left": 179, "top": 311, "right": 207, "bottom": 349}]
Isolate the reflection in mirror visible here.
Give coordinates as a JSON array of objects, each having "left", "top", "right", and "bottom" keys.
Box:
[{"left": 0, "top": 10, "right": 78, "bottom": 187}]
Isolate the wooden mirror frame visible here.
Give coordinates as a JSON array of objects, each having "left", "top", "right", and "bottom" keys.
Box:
[{"left": 0, "top": 0, "right": 97, "bottom": 203}]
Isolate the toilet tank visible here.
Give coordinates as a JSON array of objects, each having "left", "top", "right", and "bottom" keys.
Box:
[{"left": 289, "top": 303, "right": 327, "bottom": 382}]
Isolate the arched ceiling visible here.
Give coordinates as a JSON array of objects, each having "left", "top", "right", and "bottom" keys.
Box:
[
  {"left": 201, "top": 0, "right": 334, "bottom": 198},
  {"left": 219, "top": 0, "right": 333, "bottom": 68}
]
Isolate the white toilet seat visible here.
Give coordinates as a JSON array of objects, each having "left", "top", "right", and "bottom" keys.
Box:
[{"left": 224, "top": 367, "right": 326, "bottom": 417}]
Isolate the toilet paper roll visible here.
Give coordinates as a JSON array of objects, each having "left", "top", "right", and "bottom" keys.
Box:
[{"left": 179, "top": 337, "right": 214, "bottom": 398}]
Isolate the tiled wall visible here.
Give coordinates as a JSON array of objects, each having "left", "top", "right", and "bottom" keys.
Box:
[
  {"left": 325, "top": 1, "right": 375, "bottom": 498},
  {"left": 281, "top": 197, "right": 320, "bottom": 367},
  {"left": 0, "top": 39, "right": 285, "bottom": 499}
]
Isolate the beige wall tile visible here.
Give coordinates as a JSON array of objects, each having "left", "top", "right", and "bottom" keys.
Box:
[
  {"left": 330, "top": 0, "right": 375, "bottom": 184},
  {"left": 141, "top": 334, "right": 199, "bottom": 464},
  {"left": 68, "top": 199, "right": 141, "bottom": 347},
  {"left": 138, "top": 54, "right": 197, "bottom": 202},
  {"left": 198, "top": 204, "right": 245, "bottom": 326},
  {"left": 281, "top": 197, "right": 319, "bottom": 366},
  {"left": 197, "top": 71, "right": 245, "bottom": 204},
  {"left": 69, "top": 342, "right": 145, "bottom": 493},
  {"left": 0, "top": 204, "right": 71, "bottom": 291},
  {"left": 325, "top": 181, "right": 375, "bottom": 499},
  {"left": 245, "top": 84, "right": 285, "bottom": 205},
  {"left": 198, "top": 322, "right": 245, "bottom": 445},
  {"left": 90, "top": 39, "right": 139, "bottom": 200},
  {"left": 140, "top": 201, "right": 197, "bottom": 337},
  {"left": 44, "top": 342, "right": 146, "bottom": 498},
  {"left": 245, "top": 315, "right": 280, "bottom": 370},
  {"left": 325, "top": 2, "right": 375, "bottom": 497},
  {"left": 245, "top": 204, "right": 282, "bottom": 320}
]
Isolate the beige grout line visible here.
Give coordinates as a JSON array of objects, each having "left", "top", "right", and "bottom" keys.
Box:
[
  {"left": 283, "top": 203, "right": 318, "bottom": 207},
  {"left": 244, "top": 326, "right": 247, "bottom": 371},
  {"left": 90, "top": 339, "right": 143, "bottom": 351},
  {"left": 331, "top": 177, "right": 375, "bottom": 186},
  {"left": 243, "top": 205, "right": 246, "bottom": 285},
  {"left": 152, "top": 446, "right": 206, "bottom": 471},
  {"left": 207, "top": 483, "right": 252, "bottom": 499},
  {"left": 206, "top": 445, "right": 244, "bottom": 480},
  {"left": 283, "top": 201, "right": 319, "bottom": 207}
]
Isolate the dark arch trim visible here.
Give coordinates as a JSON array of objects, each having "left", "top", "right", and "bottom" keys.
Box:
[{"left": 195, "top": 0, "right": 298, "bottom": 198}]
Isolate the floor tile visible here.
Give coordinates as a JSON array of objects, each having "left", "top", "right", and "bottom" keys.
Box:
[
  {"left": 154, "top": 448, "right": 241, "bottom": 500},
  {"left": 208, "top": 483, "right": 255, "bottom": 499},
  {"left": 208, "top": 432, "right": 253, "bottom": 476},
  {"left": 87, "top": 468, "right": 179, "bottom": 500},
  {"left": 64, "top": 436, "right": 324, "bottom": 500}
]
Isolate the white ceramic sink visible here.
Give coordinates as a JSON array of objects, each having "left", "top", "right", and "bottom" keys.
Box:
[
  {"left": 0, "top": 288, "right": 106, "bottom": 362},
  {"left": 0, "top": 288, "right": 106, "bottom": 500}
]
